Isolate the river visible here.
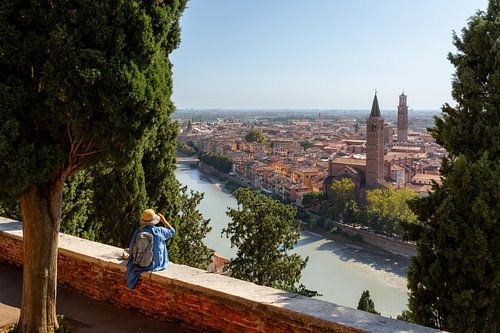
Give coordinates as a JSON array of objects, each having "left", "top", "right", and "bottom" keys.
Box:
[{"left": 175, "top": 165, "right": 409, "bottom": 317}]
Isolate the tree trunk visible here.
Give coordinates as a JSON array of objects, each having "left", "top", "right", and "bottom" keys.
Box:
[{"left": 18, "top": 179, "right": 63, "bottom": 333}]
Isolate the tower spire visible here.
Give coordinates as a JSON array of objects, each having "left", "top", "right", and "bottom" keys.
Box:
[{"left": 370, "top": 93, "right": 381, "bottom": 117}]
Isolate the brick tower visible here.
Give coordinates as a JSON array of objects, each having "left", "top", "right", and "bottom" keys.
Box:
[
  {"left": 397, "top": 92, "right": 408, "bottom": 142},
  {"left": 366, "top": 94, "right": 384, "bottom": 188}
]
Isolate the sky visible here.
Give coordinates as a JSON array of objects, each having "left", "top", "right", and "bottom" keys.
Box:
[{"left": 171, "top": 1, "right": 489, "bottom": 110}]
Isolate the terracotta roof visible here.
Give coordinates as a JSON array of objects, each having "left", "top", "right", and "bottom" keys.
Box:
[{"left": 331, "top": 158, "right": 366, "bottom": 166}]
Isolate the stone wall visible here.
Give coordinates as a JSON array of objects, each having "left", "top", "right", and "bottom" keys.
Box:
[
  {"left": 0, "top": 217, "right": 437, "bottom": 333},
  {"left": 332, "top": 222, "right": 417, "bottom": 257}
]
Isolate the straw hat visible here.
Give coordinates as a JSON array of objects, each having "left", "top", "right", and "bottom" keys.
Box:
[{"left": 140, "top": 209, "right": 160, "bottom": 226}]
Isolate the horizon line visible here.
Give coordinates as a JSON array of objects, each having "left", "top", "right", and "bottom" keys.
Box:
[{"left": 174, "top": 108, "right": 442, "bottom": 112}]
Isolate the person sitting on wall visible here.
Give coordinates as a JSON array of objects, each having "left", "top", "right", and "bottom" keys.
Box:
[{"left": 126, "top": 209, "right": 175, "bottom": 289}]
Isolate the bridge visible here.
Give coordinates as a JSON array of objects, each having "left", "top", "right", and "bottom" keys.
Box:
[{"left": 176, "top": 156, "right": 200, "bottom": 165}]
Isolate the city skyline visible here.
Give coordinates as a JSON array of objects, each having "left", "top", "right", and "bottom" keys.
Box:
[{"left": 172, "top": 0, "right": 488, "bottom": 110}]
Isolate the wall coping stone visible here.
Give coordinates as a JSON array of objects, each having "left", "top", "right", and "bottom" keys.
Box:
[{"left": 0, "top": 217, "right": 441, "bottom": 333}]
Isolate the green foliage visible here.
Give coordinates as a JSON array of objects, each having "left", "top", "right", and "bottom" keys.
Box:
[
  {"left": 0, "top": 0, "right": 187, "bottom": 199},
  {"left": 327, "top": 178, "right": 356, "bottom": 220},
  {"left": 0, "top": 198, "right": 20, "bottom": 220},
  {"left": 0, "top": 2, "right": 187, "bottom": 329},
  {"left": 60, "top": 117, "right": 214, "bottom": 270},
  {"left": 365, "top": 186, "right": 418, "bottom": 237},
  {"left": 403, "top": 3, "right": 500, "bottom": 331},
  {"left": 142, "top": 119, "right": 181, "bottom": 219},
  {"left": 396, "top": 310, "right": 414, "bottom": 323},
  {"left": 299, "top": 140, "right": 313, "bottom": 151},
  {"left": 224, "top": 188, "right": 316, "bottom": 294},
  {"left": 406, "top": 156, "right": 500, "bottom": 331},
  {"left": 93, "top": 159, "right": 148, "bottom": 248},
  {"left": 357, "top": 290, "right": 380, "bottom": 315},
  {"left": 301, "top": 191, "right": 325, "bottom": 208},
  {"left": 342, "top": 200, "right": 361, "bottom": 226},
  {"left": 244, "top": 129, "right": 266, "bottom": 143},
  {"left": 61, "top": 171, "right": 98, "bottom": 241},
  {"left": 167, "top": 187, "right": 214, "bottom": 269},
  {"left": 200, "top": 152, "right": 232, "bottom": 174},
  {"left": 176, "top": 140, "right": 196, "bottom": 156},
  {"left": 273, "top": 277, "right": 322, "bottom": 297}
]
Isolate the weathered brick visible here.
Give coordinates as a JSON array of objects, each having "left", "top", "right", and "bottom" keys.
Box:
[{"left": 0, "top": 229, "right": 411, "bottom": 333}]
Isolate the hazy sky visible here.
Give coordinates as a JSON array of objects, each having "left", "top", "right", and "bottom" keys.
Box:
[{"left": 171, "top": 1, "right": 488, "bottom": 110}]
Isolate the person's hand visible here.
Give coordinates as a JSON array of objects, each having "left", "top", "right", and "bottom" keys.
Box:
[
  {"left": 158, "top": 212, "right": 166, "bottom": 221},
  {"left": 157, "top": 212, "right": 171, "bottom": 228}
]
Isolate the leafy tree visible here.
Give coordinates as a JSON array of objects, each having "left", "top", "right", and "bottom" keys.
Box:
[
  {"left": 357, "top": 290, "right": 380, "bottom": 315},
  {"left": 342, "top": 200, "right": 361, "bottom": 226},
  {"left": 403, "top": 2, "right": 500, "bottom": 331},
  {"left": 224, "top": 188, "right": 316, "bottom": 296},
  {"left": 299, "top": 140, "right": 313, "bottom": 151},
  {"left": 177, "top": 140, "right": 196, "bottom": 156},
  {"left": 167, "top": 187, "right": 213, "bottom": 269},
  {"left": 0, "top": 1, "right": 186, "bottom": 331},
  {"left": 327, "top": 178, "right": 356, "bottom": 220},
  {"left": 301, "top": 191, "right": 325, "bottom": 209},
  {"left": 200, "top": 152, "right": 232, "bottom": 173},
  {"left": 365, "top": 186, "right": 417, "bottom": 237},
  {"left": 245, "top": 129, "right": 266, "bottom": 143},
  {"left": 273, "top": 277, "right": 321, "bottom": 298}
]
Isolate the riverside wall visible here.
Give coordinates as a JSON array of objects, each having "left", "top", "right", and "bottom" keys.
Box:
[
  {"left": 0, "top": 217, "right": 437, "bottom": 333},
  {"left": 331, "top": 222, "right": 417, "bottom": 258},
  {"left": 197, "top": 162, "right": 417, "bottom": 258}
]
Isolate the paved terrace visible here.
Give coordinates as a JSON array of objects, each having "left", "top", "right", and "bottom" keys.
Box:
[{"left": 0, "top": 217, "right": 441, "bottom": 333}]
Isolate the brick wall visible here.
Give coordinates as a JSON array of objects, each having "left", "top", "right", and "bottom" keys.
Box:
[{"left": 0, "top": 217, "right": 437, "bottom": 333}]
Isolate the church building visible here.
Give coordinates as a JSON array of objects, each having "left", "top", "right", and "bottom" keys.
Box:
[{"left": 324, "top": 94, "right": 386, "bottom": 193}]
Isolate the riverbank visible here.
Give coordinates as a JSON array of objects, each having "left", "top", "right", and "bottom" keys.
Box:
[
  {"left": 175, "top": 165, "right": 409, "bottom": 317},
  {"left": 196, "top": 161, "right": 416, "bottom": 258}
]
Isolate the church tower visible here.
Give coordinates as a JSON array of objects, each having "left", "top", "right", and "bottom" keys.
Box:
[
  {"left": 397, "top": 92, "right": 408, "bottom": 142},
  {"left": 366, "top": 94, "right": 384, "bottom": 187}
]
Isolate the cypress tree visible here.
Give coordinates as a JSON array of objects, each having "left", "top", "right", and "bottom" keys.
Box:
[
  {"left": 357, "top": 290, "right": 380, "bottom": 315},
  {"left": 0, "top": 1, "right": 186, "bottom": 331},
  {"left": 92, "top": 159, "right": 148, "bottom": 248},
  {"left": 61, "top": 115, "right": 214, "bottom": 269},
  {"left": 143, "top": 117, "right": 214, "bottom": 268},
  {"left": 404, "top": 2, "right": 500, "bottom": 331},
  {"left": 60, "top": 170, "right": 98, "bottom": 241},
  {"left": 167, "top": 187, "right": 214, "bottom": 269},
  {"left": 143, "top": 117, "right": 182, "bottom": 223}
]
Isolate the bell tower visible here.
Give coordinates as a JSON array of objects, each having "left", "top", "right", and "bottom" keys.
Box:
[
  {"left": 366, "top": 94, "right": 384, "bottom": 187},
  {"left": 397, "top": 92, "right": 408, "bottom": 142}
]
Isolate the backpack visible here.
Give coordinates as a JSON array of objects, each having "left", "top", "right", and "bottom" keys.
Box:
[{"left": 132, "top": 228, "right": 154, "bottom": 268}]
